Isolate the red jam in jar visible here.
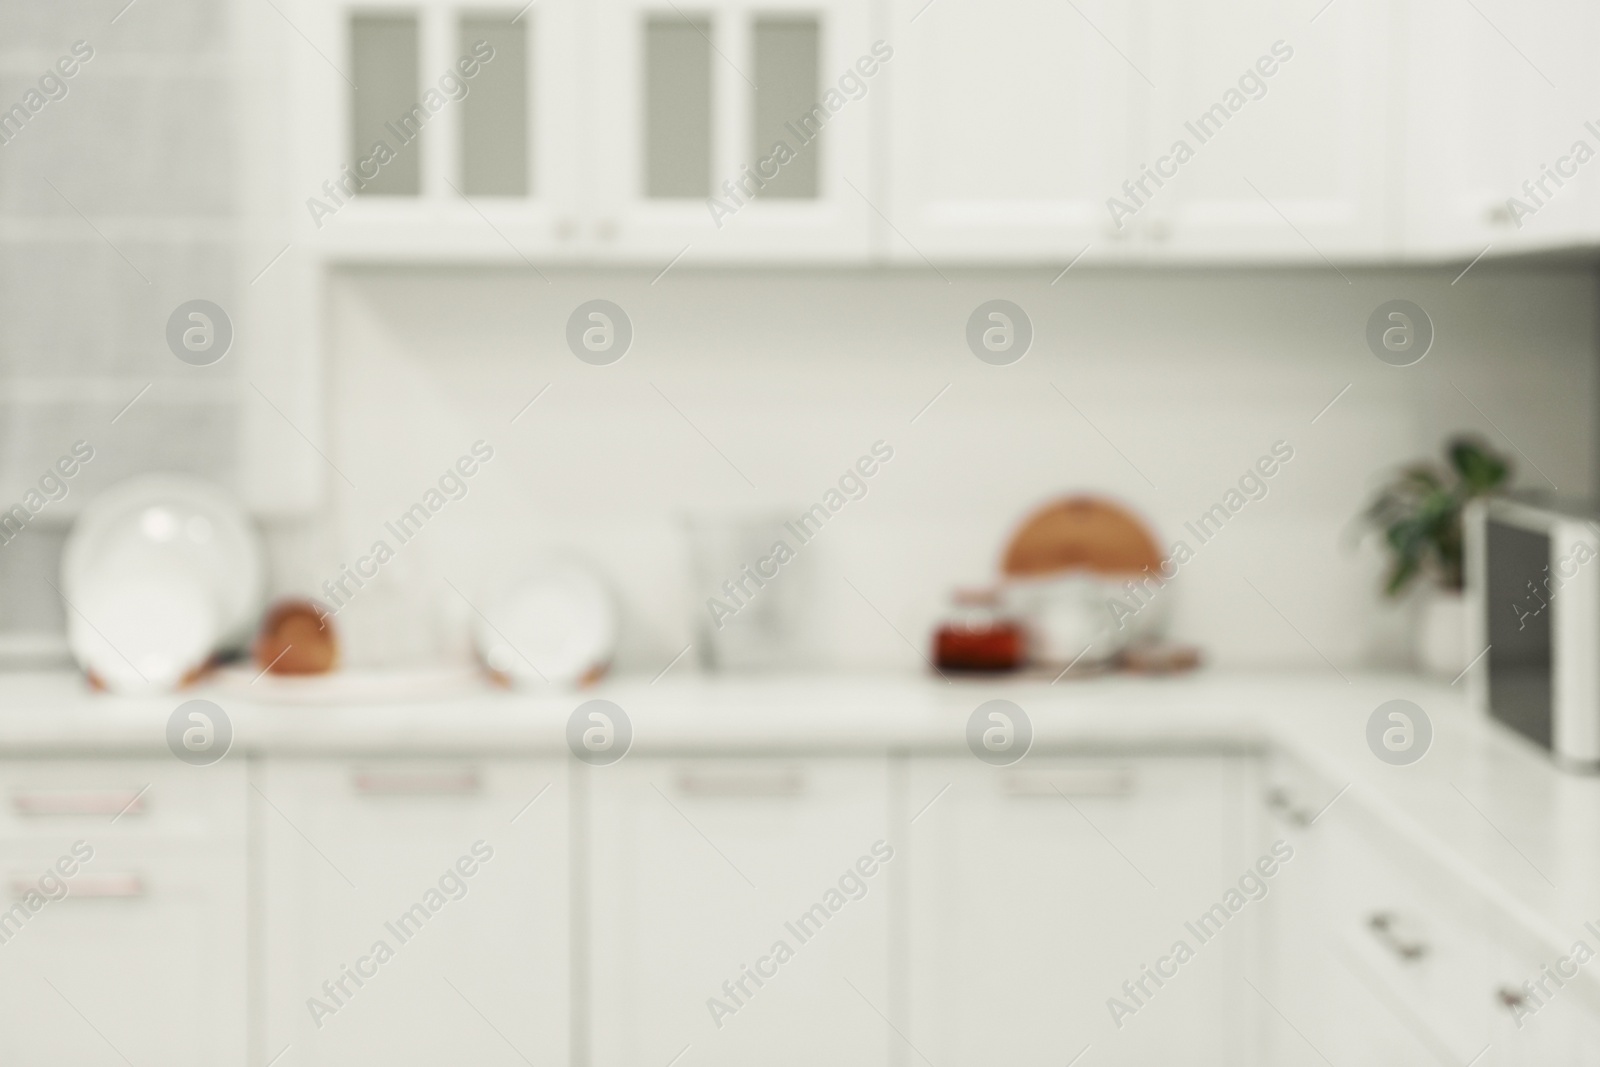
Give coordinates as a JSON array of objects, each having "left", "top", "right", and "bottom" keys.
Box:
[{"left": 932, "top": 589, "right": 1024, "bottom": 673}]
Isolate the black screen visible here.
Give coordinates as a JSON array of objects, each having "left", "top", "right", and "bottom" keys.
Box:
[{"left": 1486, "top": 519, "right": 1553, "bottom": 749}]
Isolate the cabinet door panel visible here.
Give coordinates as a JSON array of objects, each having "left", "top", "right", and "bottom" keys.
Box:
[
  {"left": 885, "top": 0, "right": 1137, "bottom": 261},
  {"left": 588, "top": 757, "right": 891, "bottom": 1067},
  {"left": 0, "top": 757, "right": 240, "bottom": 841},
  {"left": 260, "top": 758, "right": 568, "bottom": 1067},
  {"left": 1402, "top": 0, "right": 1600, "bottom": 256},
  {"left": 1138, "top": 0, "right": 1394, "bottom": 260},
  {"left": 907, "top": 755, "right": 1256, "bottom": 1066}
]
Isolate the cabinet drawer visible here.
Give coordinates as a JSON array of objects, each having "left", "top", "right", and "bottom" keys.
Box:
[
  {"left": 1325, "top": 811, "right": 1497, "bottom": 1065},
  {"left": 1261, "top": 749, "right": 1600, "bottom": 1067},
  {"left": 1485, "top": 924, "right": 1600, "bottom": 1066},
  {"left": 0, "top": 837, "right": 247, "bottom": 1066},
  {"left": 0, "top": 759, "right": 246, "bottom": 842},
  {"left": 1337, "top": 853, "right": 1600, "bottom": 1067}
]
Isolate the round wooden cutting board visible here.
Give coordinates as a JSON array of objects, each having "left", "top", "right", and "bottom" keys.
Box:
[{"left": 1001, "top": 495, "right": 1163, "bottom": 577}]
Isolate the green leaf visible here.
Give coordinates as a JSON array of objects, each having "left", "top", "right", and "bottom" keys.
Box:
[
  {"left": 1385, "top": 555, "right": 1421, "bottom": 597},
  {"left": 1450, "top": 438, "right": 1509, "bottom": 493},
  {"left": 1362, "top": 436, "right": 1510, "bottom": 597}
]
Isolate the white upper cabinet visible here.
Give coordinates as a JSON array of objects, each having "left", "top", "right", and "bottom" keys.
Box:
[
  {"left": 1401, "top": 0, "right": 1600, "bottom": 258},
  {"left": 883, "top": 0, "right": 1139, "bottom": 264},
  {"left": 588, "top": 0, "right": 877, "bottom": 262},
  {"left": 289, "top": 0, "right": 583, "bottom": 262},
  {"left": 283, "top": 0, "right": 1600, "bottom": 263},
  {"left": 1135, "top": 0, "right": 1396, "bottom": 261}
]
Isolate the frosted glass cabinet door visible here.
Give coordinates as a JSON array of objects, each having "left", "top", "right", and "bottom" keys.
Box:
[
  {"left": 287, "top": 0, "right": 583, "bottom": 261},
  {"left": 260, "top": 759, "right": 569, "bottom": 1067},
  {"left": 1136, "top": 0, "right": 1394, "bottom": 260},
  {"left": 905, "top": 755, "right": 1257, "bottom": 1067},
  {"left": 882, "top": 0, "right": 1138, "bottom": 263},
  {"left": 587, "top": 0, "right": 876, "bottom": 261},
  {"left": 586, "top": 758, "right": 892, "bottom": 1067}
]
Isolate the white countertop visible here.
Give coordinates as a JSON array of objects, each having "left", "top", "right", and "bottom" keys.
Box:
[{"left": 2, "top": 667, "right": 1597, "bottom": 966}]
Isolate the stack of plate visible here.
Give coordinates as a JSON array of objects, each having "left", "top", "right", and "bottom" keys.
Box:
[{"left": 61, "top": 475, "right": 263, "bottom": 694}]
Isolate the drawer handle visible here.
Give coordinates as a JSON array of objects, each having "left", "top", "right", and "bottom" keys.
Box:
[
  {"left": 1004, "top": 769, "right": 1135, "bottom": 798},
  {"left": 12, "top": 791, "right": 146, "bottom": 817},
  {"left": 12, "top": 874, "right": 144, "bottom": 899},
  {"left": 352, "top": 770, "right": 481, "bottom": 795},
  {"left": 675, "top": 770, "right": 805, "bottom": 797},
  {"left": 1368, "top": 912, "right": 1429, "bottom": 961}
]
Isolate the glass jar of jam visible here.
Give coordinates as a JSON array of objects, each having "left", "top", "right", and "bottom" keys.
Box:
[{"left": 932, "top": 588, "right": 1024, "bottom": 673}]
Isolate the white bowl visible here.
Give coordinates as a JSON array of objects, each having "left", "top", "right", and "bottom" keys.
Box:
[{"left": 1002, "top": 571, "right": 1168, "bottom": 667}]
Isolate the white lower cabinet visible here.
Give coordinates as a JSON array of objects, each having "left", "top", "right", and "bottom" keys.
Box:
[
  {"left": 1262, "top": 753, "right": 1600, "bottom": 1067},
  {"left": 1259, "top": 792, "right": 1445, "bottom": 1066},
  {"left": 259, "top": 758, "right": 569, "bottom": 1067},
  {"left": 7, "top": 743, "right": 1599, "bottom": 1067},
  {"left": 0, "top": 759, "right": 249, "bottom": 1067},
  {"left": 585, "top": 756, "right": 892, "bottom": 1067},
  {"left": 906, "top": 754, "right": 1259, "bottom": 1066},
  {"left": 1264, "top": 775, "right": 1495, "bottom": 1065},
  {"left": 1486, "top": 934, "right": 1600, "bottom": 1067}
]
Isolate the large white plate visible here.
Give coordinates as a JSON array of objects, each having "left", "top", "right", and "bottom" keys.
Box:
[
  {"left": 473, "top": 562, "right": 617, "bottom": 689},
  {"left": 61, "top": 474, "right": 264, "bottom": 692}
]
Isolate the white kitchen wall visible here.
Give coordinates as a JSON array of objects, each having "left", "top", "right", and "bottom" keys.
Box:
[{"left": 268, "top": 263, "right": 1598, "bottom": 676}]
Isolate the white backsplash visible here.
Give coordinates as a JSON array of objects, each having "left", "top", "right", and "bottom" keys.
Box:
[{"left": 265, "top": 263, "right": 1597, "bottom": 675}]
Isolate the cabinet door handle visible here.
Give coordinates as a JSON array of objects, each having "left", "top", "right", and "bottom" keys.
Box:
[
  {"left": 1004, "top": 768, "right": 1135, "bottom": 798},
  {"left": 352, "top": 770, "right": 481, "bottom": 796},
  {"left": 1368, "top": 911, "right": 1429, "bottom": 961},
  {"left": 12, "top": 791, "right": 146, "bottom": 817},
  {"left": 13, "top": 874, "right": 144, "bottom": 899},
  {"left": 675, "top": 769, "right": 805, "bottom": 797}
]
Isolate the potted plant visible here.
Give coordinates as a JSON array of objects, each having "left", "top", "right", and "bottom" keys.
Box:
[{"left": 1362, "top": 437, "right": 1510, "bottom": 676}]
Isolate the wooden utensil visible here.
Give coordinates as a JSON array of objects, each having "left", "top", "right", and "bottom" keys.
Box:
[{"left": 1001, "top": 495, "right": 1162, "bottom": 577}]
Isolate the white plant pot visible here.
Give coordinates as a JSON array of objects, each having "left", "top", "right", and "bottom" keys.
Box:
[{"left": 1417, "top": 590, "right": 1467, "bottom": 679}]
